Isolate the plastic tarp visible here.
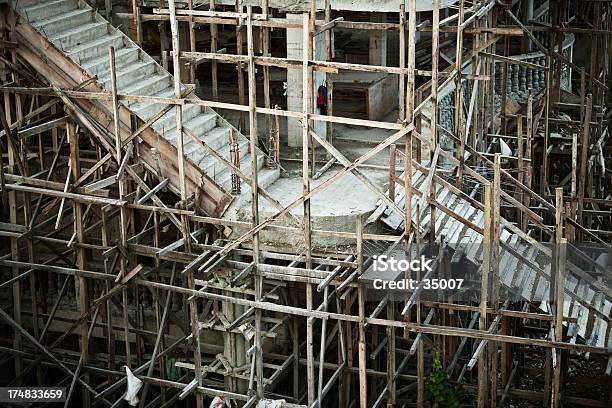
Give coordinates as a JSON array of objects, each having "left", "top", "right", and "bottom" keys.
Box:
[
  {"left": 124, "top": 366, "right": 143, "bottom": 406},
  {"left": 210, "top": 396, "right": 231, "bottom": 407}
]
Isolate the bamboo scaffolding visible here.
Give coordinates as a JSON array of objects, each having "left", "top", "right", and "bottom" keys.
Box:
[{"left": 0, "top": 1, "right": 611, "bottom": 408}]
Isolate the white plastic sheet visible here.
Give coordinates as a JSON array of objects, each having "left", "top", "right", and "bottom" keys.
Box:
[
  {"left": 124, "top": 366, "right": 143, "bottom": 406},
  {"left": 499, "top": 138, "right": 512, "bottom": 156},
  {"left": 210, "top": 396, "right": 231, "bottom": 408}
]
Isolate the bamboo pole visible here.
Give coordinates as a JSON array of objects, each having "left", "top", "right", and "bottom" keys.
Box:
[
  {"left": 398, "top": 2, "right": 405, "bottom": 122},
  {"left": 478, "top": 182, "right": 492, "bottom": 408},
  {"left": 109, "top": 47, "right": 131, "bottom": 370},
  {"left": 357, "top": 214, "right": 367, "bottom": 408},
  {"left": 431, "top": 0, "right": 440, "bottom": 153},
  {"left": 132, "top": 0, "right": 142, "bottom": 45},
  {"left": 210, "top": 0, "right": 219, "bottom": 101},
  {"left": 246, "top": 5, "right": 264, "bottom": 398},
  {"left": 303, "top": 9, "right": 315, "bottom": 406},
  {"left": 578, "top": 95, "right": 592, "bottom": 225},
  {"left": 236, "top": 0, "right": 245, "bottom": 131}
]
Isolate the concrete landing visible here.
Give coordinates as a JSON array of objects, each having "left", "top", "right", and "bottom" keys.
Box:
[{"left": 224, "top": 165, "right": 388, "bottom": 250}]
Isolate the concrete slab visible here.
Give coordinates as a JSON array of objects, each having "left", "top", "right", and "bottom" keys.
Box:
[{"left": 224, "top": 165, "right": 388, "bottom": 250}]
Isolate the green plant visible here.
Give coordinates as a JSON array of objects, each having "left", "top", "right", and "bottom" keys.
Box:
[{"left": 424, "top": 348, "right": 462, "bottom": 408}]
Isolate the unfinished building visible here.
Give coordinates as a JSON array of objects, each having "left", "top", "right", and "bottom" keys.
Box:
[{"left": 0, "top": 0, "right": 611, "bottom": 406}]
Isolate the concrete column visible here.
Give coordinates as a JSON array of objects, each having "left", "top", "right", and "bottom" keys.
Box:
[
  {"left": 286, "top": 13, "right": 327, "bottom": 147},
  {"left": 369, "top": 13, "right": 387, "bottom": 66}
]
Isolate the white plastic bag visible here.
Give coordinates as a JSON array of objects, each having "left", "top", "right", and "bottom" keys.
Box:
[
  {"left": 124, "top": 366, "right": 143, "bottom": 406},
  {"left": 210, "top": 396, "right": 231, "bottom": 407}
]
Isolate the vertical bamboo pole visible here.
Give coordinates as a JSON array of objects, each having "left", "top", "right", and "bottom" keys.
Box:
[
  {"left": 517, "top": 114, "right": 524, "bottom": 228},
  {"left": 386, "top": 298, "right": 395, "bottom": 407},
  {"left": 551, "top": 238, "right": 567, "bottom": 408},
  {"left": 167, "top": 1, "right": 186, "bottom": 201},
  {"left": 500, "top": 30, "right": 509, "bottom": 136},
  {"left": 2, "top": 13, "right": 22, "bottom": 381},
  {"left": 398, "top": 2, "right": 405, "bottom": 123},
  {"left": 578, "top": 94, "right": 592, "bottom": 225},
  {"left": 389, "top": 143, "right": 396, "bottom": 201},
  {"left": 430, "top": 0, "right": 440, "bottom": 153},
  {"left": 303, "top": 9, "right": 315, "bottom": 405},
  {"left": 292, "top": 317, "right": 299, "bottom": 401},
  {"left": 357, "top": 214, "right": 367, "bottom": 408},
  {"left": 404, "top": 0, "right": 416, "bottom": 241},
  {"left": 210, "top": 0, "right": 218, "bottom": 101},
  {"left": 542, "top": 53, "right": 552, "bottom": 195},
  {"left": 590, "top": 3, "right": 601, "bottom": 102},
  {"left": 247, "top": 5, "right": 263, "bottom": 397},
  {"left": 551, "top": 189, "right": 565, "bottom": 407},
  {"left": 317, "top": 287, "right": 329, "bottom": 408},
  {"left": 325, "top": 0, "right": 334, "bottom": 146},
  {"left": 236, "top": 0, "right": 245, "bottom": 131},
  {"left": 309, "top": 0, "right": 317, "bottom": 176},
  {"left": 101, "top": 210, "right": 116, "bottom": 388},
  {"left": 159, "top": 0, "right": 169, "bottom": 56},
  {"left": 486, "top": 7, "right": 496, "bottom": 137},
  {"left": 23, "top": 102, "right": 42, "bottom": 386},
  {"left": 262, "top": 0, "right": 271, "bottom": 141},
  {"left": 131, "top": 0, "right": 142, "bottom": 46},
  {"left": 454, "top": 0, "right": 466, "bottom": 187},
  {"left": 68, "top": 120, "right": 90, "bottom": 408},
  {"left": 478, "top": 182, "right": 492, "bottom": 408},
  {"left": 405, "top": 0, "right": 416, "bottom": 124},
  {"left": 188, "top": 0, "right": 196, "bottom": 84},
  {"left": 168, "top": 3, "right": 202, "bottom": 407},
  {"left": 489, "top": 154, "right": 501, "bottom": 406},
  {"left": 525, "top": 89, "right": 533, "bottom": 204},
  {"left": 109, "top": 47, "right": 131, "bottom": 369},
  {"left": 571, "top": 131, "right": 578, "bottom": 224}
]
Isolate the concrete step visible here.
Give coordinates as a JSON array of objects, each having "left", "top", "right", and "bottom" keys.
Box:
[
  {"left": 161, "top": 111, "right": 217, "bottom": 144},
  {"left": 219, "top": 154, "right": 280, "bottom": 193},
  {"left": 184, "top": 126, "right": 249, "bottom": 166},
  {"left": 197, "top": 126, "right": 233, "bottom": 153},
  {"left": 65, "top": 32, "right": 124, "bottom": 64},
  {"left": 129, "top": 88, "right": 175, "bottom": 118},
  {"left": 153, "top": 104, "right": 203, "bottom": 134},
  {"left": 128, "top": 87, "right": 199, "bottom": 118},
  {"left": 122, "top": 73, "right": 171, "bottom": 98},
  {"left": 98, "top": 60, "right": 156, "bottom": 92},
  {"left": 182, "top": 111, "right": 218, "bottom": 136},
  {"left": 33, "top": 8, "right": 93, "bottom": 36},
  {"left": 196, "top": 138, "right": 249, "bottom": 176},
  {"left": 218, "top": 152, "right": 265, "bottom": 191},
  {"left": 50, "top": 21, "right": 109, "bottom": 50},
  {"left": 21, "top": 0, "right": 78, "bottom": 22},
  {"left": 82, "top": 47, "right": 139, "bottom": 78}
]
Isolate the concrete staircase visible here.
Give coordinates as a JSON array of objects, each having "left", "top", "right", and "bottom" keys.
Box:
[
  {"left": 15, "top": 0, "right": 279, "bottom": 204},
  {"left": 370, "top": 164, "right": 611, "bottom": 349}
]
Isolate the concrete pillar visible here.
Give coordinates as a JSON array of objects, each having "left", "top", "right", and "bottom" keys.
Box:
[
  {"left": 286, "top": 13, "right": 327, "bottom": 147},
  {"left": 369, "top": 14, "right": 387, "bottom": 66}
]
